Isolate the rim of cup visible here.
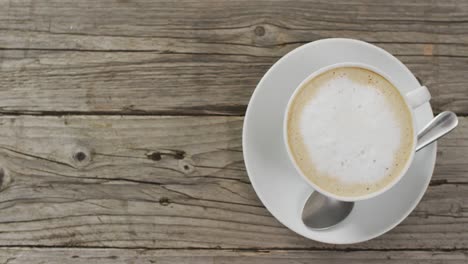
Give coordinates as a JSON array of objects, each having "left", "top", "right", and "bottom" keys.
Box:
[{"left": 283, "top": 62, "right": 417, "bottom": 202}]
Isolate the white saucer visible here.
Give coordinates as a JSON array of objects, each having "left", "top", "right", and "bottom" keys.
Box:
[{"left": 243, "top": 38, "right": 436, "bottom": 244}]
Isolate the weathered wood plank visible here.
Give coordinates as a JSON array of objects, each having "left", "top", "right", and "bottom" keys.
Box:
[
  {"left": 1, "top": 0, "right": 468, "bottom": 114},
  {"left": 2, "top": 0, "right": 468, "bottom": 50},
  {"left": 0, "top": 248, "right": 467, "bottom": 264},
  {"left": 0, "top": 51, "right": 268, "bottom": 115},
  {"left": 433, "top": 114, "right": 468, "bottom": 184},
  {"left": 0, "top": 115, "right": 465, "bottom": 249}
]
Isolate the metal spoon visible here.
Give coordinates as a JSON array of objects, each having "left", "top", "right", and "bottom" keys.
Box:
[
  {"left": 302, "top": 111, "right": 458, "bottom": 229},
  {"left": 416, "top": 111, "right": 458, "bottom": 151}
]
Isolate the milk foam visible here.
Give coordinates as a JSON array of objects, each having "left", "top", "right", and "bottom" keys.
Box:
[
  {"left": 287, "top": 67, "right": 414, "bottom": 197},
  {"left": 299, "top": 76, "right": 401, "bottom": 184}
]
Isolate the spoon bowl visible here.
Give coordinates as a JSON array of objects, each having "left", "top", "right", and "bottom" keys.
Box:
[{"left": 302, "top": 191, "right": 354, "bottom": 229}]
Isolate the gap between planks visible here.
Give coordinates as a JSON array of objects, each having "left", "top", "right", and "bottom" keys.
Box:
[
  {"left": 0, "top": 246, "right": 466, "bottom": 252},
  {"left": 0, "top": 111, "right": 465, "bottom": 117}
]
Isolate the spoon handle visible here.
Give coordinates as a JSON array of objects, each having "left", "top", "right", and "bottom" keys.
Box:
[{"left": 416, "top": 111, "right": 458, "bottom": 152}]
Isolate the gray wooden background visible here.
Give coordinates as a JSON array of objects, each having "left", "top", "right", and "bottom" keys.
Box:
[{"left": 0, "top": 0, "right": 467, "bottom": 263}]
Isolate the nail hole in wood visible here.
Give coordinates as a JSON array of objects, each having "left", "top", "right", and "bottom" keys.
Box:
[
  {"left": 159, "top": 197, "right": 170, "bottom": 206},
  {"left": 147, "top": 152, "right": 162, "bottom": 161},
  {"left": 183, "top": 165, "right": 190, "bottom": 170},
  {"left": 146, "top": 150, "right": 185, "bottom": 161},
  {"left": 174, "top": 151, "right": 185, "bottom": 160}
]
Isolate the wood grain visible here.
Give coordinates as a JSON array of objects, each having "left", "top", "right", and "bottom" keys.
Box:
[
  {"left": 0, "top": 115, "right": 465, "bottom": 249},
  {"left": 1, "top": 0, "right": 468, "bottom": 261},
  {"left": 0, "top": 248, "right": 467, "bottom": 264},
  {"left": 1, "top": 0, "right": 468, "bottom": 114}
]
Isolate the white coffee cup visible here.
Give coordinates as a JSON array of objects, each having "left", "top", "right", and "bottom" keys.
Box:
[{"left": 283, "top": 62, "right": 431, "bottom": 202}]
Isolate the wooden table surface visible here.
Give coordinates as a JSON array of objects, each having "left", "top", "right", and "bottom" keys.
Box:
[{"left": 0, "top": 0, "right": 467, "bottom": 263}]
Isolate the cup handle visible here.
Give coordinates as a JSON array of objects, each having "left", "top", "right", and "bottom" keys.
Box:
[{"left": 405, "top": 86, "right": 431, "bottom": 109}]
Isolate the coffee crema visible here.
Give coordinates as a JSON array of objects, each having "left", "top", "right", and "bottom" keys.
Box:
[{"left": 286, "top": 67, "right": 414, "bottom": 197}]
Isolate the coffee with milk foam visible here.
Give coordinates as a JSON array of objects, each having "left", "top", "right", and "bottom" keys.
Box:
[{"left": 287, "top": 67, "right": 414, "bottom": 197}]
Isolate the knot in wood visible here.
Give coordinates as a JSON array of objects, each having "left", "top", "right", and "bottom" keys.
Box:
[
  {"left": 254, "top": 26, "right": 265, "bottom": 36},
  {"left": 179, "top": 161, "right": 194, "bottom": 174},
  {"left": 74, "top": 151, "right": 87, "bottom": 162},
  {"left": 71, "top": 146, "right": 92, "bottom": 167}
]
